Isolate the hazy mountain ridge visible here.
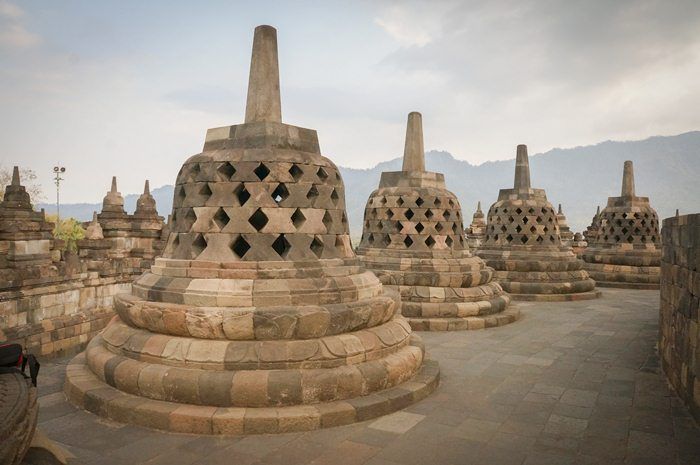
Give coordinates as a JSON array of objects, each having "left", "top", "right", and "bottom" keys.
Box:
[{"left": 38, "top": 131, "right": 700, "bottom": 234}]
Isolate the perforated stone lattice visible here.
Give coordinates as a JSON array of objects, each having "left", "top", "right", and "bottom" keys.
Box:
[
  {"left": 595, "top": 210, "right": 659, "bottom": 245},
  {"left": 483, "top": 203, "right": 562, "bottom": 247},
  {"left": 165, "top": 158, "right": 351, "bottom": 261},
  {"left": 359, "top": 192, "right": 466, "bottom": 252}
]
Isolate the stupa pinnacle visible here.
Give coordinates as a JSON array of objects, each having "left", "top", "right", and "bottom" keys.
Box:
[
  {"left": 582, "top": 160, "right": 661, "bottom": 288},
  {"left": 476, "top": 145, "right": 600, "bottom": 301},
  {"left": 65, "top": 25, "right": 438, "bottom": 435},
  {"left": 356, "top": 113, "right": 516, "bottom": 331}
]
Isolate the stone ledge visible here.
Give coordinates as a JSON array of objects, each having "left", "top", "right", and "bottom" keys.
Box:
[
  {"left": 407, "top": 306, "right": 520, "bottom": 331},
  {"left": 593, "top": 280, "right": 660, "bottom": 290},
  {"left": 64, "top": 353, "right": 439, "bottom": 435},
  {"left": 508, "top": 290, "right": 602, "bottom": 302}
]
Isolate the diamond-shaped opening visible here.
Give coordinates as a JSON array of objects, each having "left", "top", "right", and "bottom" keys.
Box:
[
  {"left": 397, "top": 197, "right": 405, "bottom": 206},
  {"left": 385, "top": 234, "right": 392, "bottom": 245},
  {"left": 435, "top": 223, "right": 444, "bottom": 232},
  {"left": 448, "top": 199, "right": 454, "bottom": 207},
  {"left": 231, "top": 235, "right": 251, "bottom": 258},
  {"left": 306, "top": 185, "right": 319, "bottom": 201},
  {"left": 444, "top": 210, "right": 452, "bottom": 220},
  {"left": 425, "top": 235, "right": 436, "bottom": 248},
  {"left": 523, "top": 217, "right": 529, "bottom": 224},
  {"left": 310, "top": 236, "right": 324, "bottom": 258},
  {"left": 404, "top": 236, "right": 414, "bottom": 247},
  {"left": 199, "top": 183, "right": 212, "bottom": 199},
  {"left": 530, "top": 225, "right": 537, "bottom": 233},
  {"left": 446, "top": 236, "right": 453, "bottom": 247},
  {"left": 536, "top": 216, "right": 543, "bottom": 224},
  {"left": 627, "top": 235, "right": 634, "bottom": 243},
  {"left": 380, "top": 196, "right": 387, "bottom": 205},
  {"left": 271, "top": 183, "right": 289, "bottom": 205},
  {"left": 651, "top": 236, "right": 657, "bottom": 242},
  {"left": 434, "top": 198, "right": 442, "bottom": 206},
  {"left": 494, "top": 234, "right": 499, "bottom": 241},
  {"left": 395, "top": 221, "right": 403, "bottom": 232},
  {"left": 330, "top": 188, "right": 340, "bottom": 206},
  {"left": 515, "top": 208, "right": 523, "bottom": 215},
  {"left": 520, "top": 236, "right": 528, "bottom": 244},
  {"left": 217, "top": 162, "right": 236, "bottom": 181},
  {"left": 508, "top": 216, "right": 515, "bottom": 223},
  {"left": 549, "top": 235, "right": 556, "bottom": 242},
  {"left": 387, "top": 209, "right": 394, "bottom": 219},
  {"left": 415, "top": 222, "right": 424, "bottom": 233},
  {"left": 177, "top": 185, "right": 186, "bottom": 202},
  {"left": 317, "top": 167, "right": 329, "bottom": 182},
  {"left": 254, "top": 163, "right": 270, "bottom": 181},
  {"left": 416, "top": 197, "right": 424, "bottom": 207},
  {"left": 291, "top": 208, "right": 306, "bottom": 229},
  {"left": 370, "top": 209, "right": 378, "bottom": 219},
  {"left": 641, "top": 236, "right": 647, "bottom": 243},
  {"left": 622, "top": 213, "right": 628, "bottom": 219},
  {"left": 541, "top": 208, "right": 548, "bottom": 215},
  {"left": 336, "top": 171, "right": 341, "bottom": 181},
  {"left": 405, "top": 209, "right": 414, "bottom": 220},
  {"left": 528, "top": 208, "right": 535, "bottom": 214},
  {"left": 183, "top": 208, "right": 197, "bottom": 231},
  {"left": 192, "top": 233, "right": 207, "bottom": 256},
  {"left": 452, "top": 223, "right": 459, "bottom": 234},
  {"left": 501, "top": 225, "right": 508, "bottom": 232},
  {"left": 272, "top": 234, "right": 291, "bottom": 258},
  {"left": 536, "top": 236, "right": 543, "bottom": 243},
  {"left": 425, "top": 210, "right": 434, "bottom": 219},
  {"left": 213, "top": 207, "right": 230, "bottom": 230},
  {"left": 368, "top": 233, "right": 375, "bottom": 244},
  {"left": 506, "top": 234, "right": 513, "bottom": 242},
  {"left": 234, "top": 184, "right": 251, "bottom": 206},
  {"left": 190, "top": 163, "right": 201, "bottom": 181},
  {"left": 289, "top": 164, "right": 303, "bottom": 181},
  {"left": 248, "top": 208, "right": 269, "bottom": 232},
  {"left": 515, "top": 225, "right": 522, "bottom": 233},
  {"left": 543, "top": 226, "right": 549, "bottom": 233},
  {"left": 621, "top": 227, "right": 628, "bottom": 235},
  {"left": 341, "top": 212, "right": 348, "bottom": 225},
  {"left": 614, "top": 235, "right": 621, "bottom": 242},
  {"left": 322, "top": 211, "right": 332, "bottom": 232}
]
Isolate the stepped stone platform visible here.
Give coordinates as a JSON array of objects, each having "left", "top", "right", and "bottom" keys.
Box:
[
  {"left": 582, "top": 161, "right": 661, "bottom": 289},
  {"left": 356, "top": 113, "right": 516, "bottom": 331},
  {"left": 64, "top": 25, "right": 438, "bottom": 434},
  {"left": 0, "top": 372, "right": 38, "bottom": 465},
  {"left": 476, "top": 146, "right": 600, "bottom": 301},
  {"left": 34, "top": 289, "right": 700, "bottom": 465}
]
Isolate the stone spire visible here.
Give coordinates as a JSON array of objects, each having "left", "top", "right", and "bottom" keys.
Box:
[
  {"left": 101, "top": 176, "right": 126, "bottom": 215},
  {"left": 558, "top": 204, "right": 563, "bottom": 215},
  {"left": 245, "top": 25, "right": 282, "bottom": 123},
  {"left": 621, "top": 160, "right": 635, "bottom": 197},
  {"left": 513, "top": 144, "right": 531, "bottom": 190},
  {"left": 84, "top": 211, "right": 104, "bottom": 240},
  {"left": 134, "top": 179, "right": 157, "bottom": 217},
  {"left": 1, "top": 166, "right": 31, "bottom": 209},
  {"left": 402, "top": 112, "right": 425, "bottom": 172}
]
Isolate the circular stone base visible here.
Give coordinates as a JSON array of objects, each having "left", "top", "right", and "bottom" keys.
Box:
[
  {"left": 592, "top": 281, "right": 659, "bottom": 290},
  {"left": 0, "top": 372, "right": 38, "bottom": 465},
  {"left": 64, "top": 353, "right": 440, "bottom": 435},
  {"left": 508, "top": 290, "right": 602, "bottom": 302},
  {"left": 408, "top": 307, "right": 520, "bottom": 331}
]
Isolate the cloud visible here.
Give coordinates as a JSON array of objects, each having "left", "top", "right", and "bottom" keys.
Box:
[{"left": 0, "top": 1, "right": 40, "bottom": 49}]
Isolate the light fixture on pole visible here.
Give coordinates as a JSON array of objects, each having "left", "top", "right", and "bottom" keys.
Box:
[{"left": 53, "top": 166, "right": 66, "bottom": 225}]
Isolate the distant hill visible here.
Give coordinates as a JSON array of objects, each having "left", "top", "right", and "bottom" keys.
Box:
[{"left": 39, "top": 131, "right": 700, "bottom": 234}]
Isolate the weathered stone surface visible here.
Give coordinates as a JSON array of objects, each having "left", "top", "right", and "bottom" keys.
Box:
[
  {"left": 65, "top": 25, "right": 438, "bottom": 434},
  {"left": 476, "top": 145, "right": 599, "bottom": 301},
  {"left": 659, "top": 213, "right": 700, "bottom": 422},
  {"left": 582, "top": 161, "right": 661, "bottom": 289},
  {"left": 0, "top": 372, "right": 38, "bottom": 465},
  {"left": 357, "top": 113, "right": 516, "bottom": 330}
]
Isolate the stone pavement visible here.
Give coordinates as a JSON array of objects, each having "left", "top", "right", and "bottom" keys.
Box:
[{"left": 33, "top": 289, "right": 700, "bottom": 465}]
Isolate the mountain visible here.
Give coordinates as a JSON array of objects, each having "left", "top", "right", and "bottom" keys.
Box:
[{"left": 38, "top": 131, "right": 700, "bottom": 235}]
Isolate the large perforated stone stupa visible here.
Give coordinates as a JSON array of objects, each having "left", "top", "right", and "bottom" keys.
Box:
[
  {"left": 476, "top": 145, "right": 600, "bottom": 301},
  {"left": 64, "top": 25, "right": 438, "bottom": 435},
  {"left": 356, "top": 113, "right": 516, "bottom": 331},
  {"left": 582, "top": 161, "right": 661, "bottom": 289}
]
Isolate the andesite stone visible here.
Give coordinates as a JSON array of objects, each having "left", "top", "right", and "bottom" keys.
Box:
[
  {"left": 356, "top": 112, "right": 516, "bottom": 331},
  {"left": 65, "top": 25, "right": 439, "bottom": 435},
  {"left": 476, "top": 145, "right": 600, "bottom": 301}
]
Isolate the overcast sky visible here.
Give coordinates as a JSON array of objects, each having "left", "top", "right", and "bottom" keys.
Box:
[{"left": 2, "top": 0, "right": 700, "bottom": 203}]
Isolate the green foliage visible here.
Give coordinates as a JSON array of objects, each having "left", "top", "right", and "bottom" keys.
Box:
[{"left": 47, "top": 214, "right": 85, "bottom": 252}]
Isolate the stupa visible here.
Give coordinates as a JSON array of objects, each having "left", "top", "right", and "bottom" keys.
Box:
[
  {"left": 356, "top": 113, "right": 515, "bottom": 330},
  {"left": 556, "top": 204, "right": 574, "bottom": 247},
  {"left": 583, "top": 206, "right": 601, "bottom": 245},
  {"left": 65, "top": 25, "right": 439, "bottom": 435},
  {"left": 476, "top": 145, "right": 599, "bottom": 301},
  {"left": 582, "top": 161, "right": 661, "bottom": 289},
  {"left": 465, "top": 201, "right": 487, "bottom": 249}
]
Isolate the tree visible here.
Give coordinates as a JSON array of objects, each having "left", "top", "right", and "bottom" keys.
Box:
[
  {"left": 46, "top": 214, "right": 85, "bottom": 252},
  {"left": 0, "top": 165, "right": 45, "bottom": 203}
]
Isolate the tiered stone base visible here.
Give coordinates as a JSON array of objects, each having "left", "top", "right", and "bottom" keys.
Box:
[
  {"left": 0, "top": 372, "right": 38, "bottom": 465},
  {"left": 583, "top": 249, "right": 660, "bottom": 290},
  {"left": 478, "top": 247, "right": 600, "bottom": 302},
  {"left": 358, "top": 252, "right": 518, "bottom": 331},
  {"left": 65, "top": 350, "right": 439, "bottom": 435}
]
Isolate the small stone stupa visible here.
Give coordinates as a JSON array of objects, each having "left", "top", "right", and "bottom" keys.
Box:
[
  {"left": 66, "top": 25, "right": 438, "bottom": 435},
  {"left": 357, "top": 113, "right": 516, "bottom": 331},
  {"left": 582, "top": 161, "right": 661, "bottom": 288},
  {"left": 583, "top": 206, "right": 601, "bottom": 245},
  {"left": 556, "top": 204, "right": 574, "bottom": 247},
  {"left": 476, "top": 145, "right": 600, "bottom": 301},
  {"left": 0, "top": 167, "right": 55, "bottom": 287},
  {"left": 465, "top": 201, "right": 487, "bottom": 249}
]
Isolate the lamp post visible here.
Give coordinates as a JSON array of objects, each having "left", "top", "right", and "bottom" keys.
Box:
[{"left": 53, "top": 166, "right": 66, "bottom": 225}]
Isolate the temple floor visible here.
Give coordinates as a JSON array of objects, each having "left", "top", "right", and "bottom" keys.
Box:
[{"left": 30, "top": 289, "right": 699, "bottom": 465}]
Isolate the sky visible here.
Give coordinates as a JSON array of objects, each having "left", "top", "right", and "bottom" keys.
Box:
[{"left": 1, "top": 0, "right": 700, "bottom": 203}]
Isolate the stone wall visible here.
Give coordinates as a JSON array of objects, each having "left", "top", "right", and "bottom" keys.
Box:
[{"left": 659, "top": 213, "right": 700, "bottom": 421}]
